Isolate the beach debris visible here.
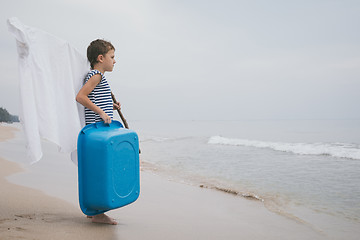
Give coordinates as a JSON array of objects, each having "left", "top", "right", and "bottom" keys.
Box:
[
  {"left": 198, "top": 184, "right": 264, "bottom": 202},
  {"left": 241, "top": 193, "right": 264, "bottom": 202},
  {"left": 214, "top": 187, "right": 239, "bottom": 196}
]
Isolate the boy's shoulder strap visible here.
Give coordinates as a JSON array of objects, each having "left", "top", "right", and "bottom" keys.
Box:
[
  {"left": 89, "top": 69, "right": 104, "bottom": 77},
  {"left": 85, "top": 69, "right": 104, "bottom": 83}
]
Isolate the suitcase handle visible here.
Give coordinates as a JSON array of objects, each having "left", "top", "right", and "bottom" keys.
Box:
[
  {"left": 80, "top": 121, "right": 124, "bottom": 135},
  {"left": 93, "top": 121, "right": 123, "bottom": 129}
]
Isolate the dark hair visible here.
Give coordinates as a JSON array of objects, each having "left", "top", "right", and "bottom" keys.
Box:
[{"left": 87, "top": 39, "right": 115, "bottom": 69}]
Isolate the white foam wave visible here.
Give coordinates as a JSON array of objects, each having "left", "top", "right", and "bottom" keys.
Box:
[
  {"left": 208, "top": 136, "right": 360, "bottom": 160},
  {"left": 140, "top": 136, "right": 172, "bottom": 143}
]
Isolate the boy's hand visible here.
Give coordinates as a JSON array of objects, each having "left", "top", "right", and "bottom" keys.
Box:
[
  {"left": 113, "top": 101, "right": 121, "bottom": 110},
  {"left": 100, "top": 112, "right": 112, "bottom": 124}
]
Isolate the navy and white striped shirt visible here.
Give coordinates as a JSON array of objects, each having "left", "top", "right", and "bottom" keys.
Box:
[{"left": 84, "top": 70, "right": 113, "bottom": 125}]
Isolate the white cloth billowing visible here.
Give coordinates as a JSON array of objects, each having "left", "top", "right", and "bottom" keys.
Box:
[{"left": 7, "top": 17, "right": 88, "bottom": 163}]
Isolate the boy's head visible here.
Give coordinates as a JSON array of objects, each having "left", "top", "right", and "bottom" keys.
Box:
[{"left": 87, "top": 39, "right": 115, "bottom": 69}]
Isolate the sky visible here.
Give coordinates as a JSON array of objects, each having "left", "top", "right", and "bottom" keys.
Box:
[{"left": 1, "top": 0, "right": 359, "bottom": 121}]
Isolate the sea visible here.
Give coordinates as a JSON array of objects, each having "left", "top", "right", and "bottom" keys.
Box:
[{"left": 131, "top": 119, "right": 360, "bottom": 237}]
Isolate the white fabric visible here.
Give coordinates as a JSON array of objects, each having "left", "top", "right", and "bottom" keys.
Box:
[{"left": 7, "top": 17, "right": 88, "bottom": 163}]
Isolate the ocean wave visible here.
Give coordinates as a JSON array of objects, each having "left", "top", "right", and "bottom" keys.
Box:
[
  {"left": 140, "top": 135, "right": 195, "bottom": 143},
  {"left": 140, "top": 136, "right": 172, "bottom": 143},
  {"left": 208, "top": 136, "right": 360, "bottom": 160}
]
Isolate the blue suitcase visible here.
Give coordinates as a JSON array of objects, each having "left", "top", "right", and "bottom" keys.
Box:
[{"left": 77, "top": 120, "right": 140, "bottom": 216}]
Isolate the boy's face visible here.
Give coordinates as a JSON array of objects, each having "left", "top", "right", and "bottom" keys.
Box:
[{"left": 102, "top": 49, "right": 116, "bottom": 72}]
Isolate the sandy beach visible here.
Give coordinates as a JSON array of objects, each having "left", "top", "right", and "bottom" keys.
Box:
[{"left": 0, "top": 123, "right": 330, "bottom": 240}]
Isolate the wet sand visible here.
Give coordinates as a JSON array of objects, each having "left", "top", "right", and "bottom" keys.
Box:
[{"left": 0, "top": 124, "right": 329, "bottom": 240}]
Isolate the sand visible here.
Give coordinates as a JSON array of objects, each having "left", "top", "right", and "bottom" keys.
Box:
[
  {"left": 0, "top": 124, "right": 17, "bottom": 142},
  {"left": 0, "top": 124, "right": 329, "bottom": 240}
]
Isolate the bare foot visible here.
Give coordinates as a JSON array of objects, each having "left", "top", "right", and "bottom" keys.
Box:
[{"left": 91, "top": 213, "right": 117, "bottom": 225}]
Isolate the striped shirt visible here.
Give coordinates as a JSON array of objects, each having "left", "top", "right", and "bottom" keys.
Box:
[{"left": 84, "top": 70, "right": 113, "bottom": 125}]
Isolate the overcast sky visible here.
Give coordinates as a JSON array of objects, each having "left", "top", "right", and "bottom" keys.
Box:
[{"left": 1, "top": 0, "right": 359, "bottom": 120}]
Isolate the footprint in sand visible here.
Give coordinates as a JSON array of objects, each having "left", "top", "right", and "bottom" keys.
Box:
[
  {"left": 0, "top": 218, "right": 11, "bottom": 224},
  {"left": 14, "top": 214, "right": 36, "bottom": 220},
  {"left": 15, "top": 226, "right": 26, "bottom": 231}
]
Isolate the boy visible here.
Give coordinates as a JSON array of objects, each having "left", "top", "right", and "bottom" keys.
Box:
[{"left": 76, "top": 39, "right": 120, "bottom": 225}]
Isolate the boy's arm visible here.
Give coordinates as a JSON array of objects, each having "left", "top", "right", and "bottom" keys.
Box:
[{"left": 76, "top": 74, "right": 112, "bottom": 123}]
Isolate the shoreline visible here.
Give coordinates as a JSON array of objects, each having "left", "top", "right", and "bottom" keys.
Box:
[{"left": 0, "top": 123, "right": 332, "bottom": 239}]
